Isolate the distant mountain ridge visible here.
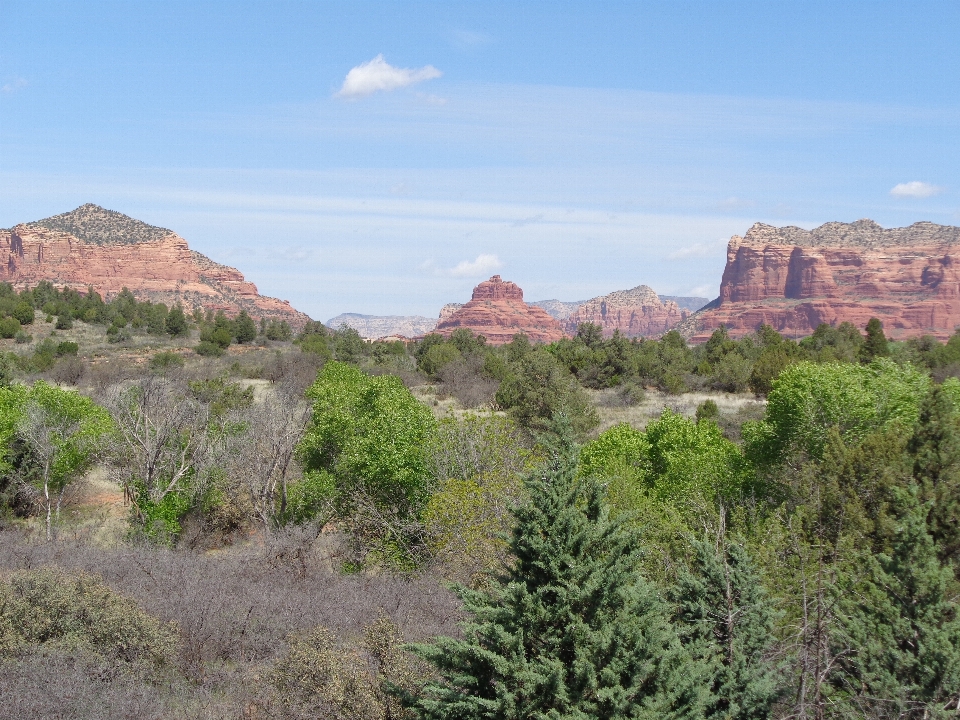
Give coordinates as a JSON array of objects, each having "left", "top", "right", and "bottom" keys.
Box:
[{"left": 326, "top": 313, "right": 438, "bottom": 339}]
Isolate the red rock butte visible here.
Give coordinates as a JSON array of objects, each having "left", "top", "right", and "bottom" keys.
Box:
[
  {"left": 0, "top": 204, "right": 309, "bottom": 327},
  {"left": 435, "top": 275, "right": 566, "bottom": 345},
  {"left": 563, "top": 285, "right": 688, "bottom": 338},
  {"left": 680, "top": 219, "right": 960, "bottom": 342}
]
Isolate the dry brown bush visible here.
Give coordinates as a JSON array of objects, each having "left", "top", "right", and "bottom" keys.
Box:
[
  {"left": 0, "top": 529, "right": 462, "bottom": 678},
  {"left": 437, "top": 355, "right": 499, "bottom": 409}
]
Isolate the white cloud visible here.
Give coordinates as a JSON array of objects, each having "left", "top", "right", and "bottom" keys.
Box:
[
  {"left": 687, "top": 284, "right": 715, "bottom": 298},
  {"left": 1, "top": 77, "right": 27, "bottom": 94},
  {"left": 337, "top": 55, "right": 441, "bottom": 98},
  {"left": 667, "top": 238, "right": 727, "bottom": 260},
  {"left": 451, "top": 29, "right": 493, "bottom": 48},
  {"left": 890, "top": 181, "right": 942, "bottom": 198},
  {"left": 714, "top": 196, "right": 754, "bottom": 211},
  {"left": 448, "top": 253, "right": 502, "bottom": 277}
]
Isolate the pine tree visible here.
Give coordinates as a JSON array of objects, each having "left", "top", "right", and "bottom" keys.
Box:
[
  {"left": 670, "top": 539, "right": 779, "bottom": 720},
  {"left": 909, "top": 385, "right": 960, "bottom": 565},
  {"left": 401, "top": 422, "right": 706, "bottom": 719},
  {"left": 164, "top": 302, "right": 188, "bottom": 337},
  {"left": 858, "top": 318, "right": 889, "bottom": 363},
  {"left": 233, "top": 309, "right": 257, "bottom": 344},
  {"left": 834, "top": 487, "right": 960, "bottom": 718}
]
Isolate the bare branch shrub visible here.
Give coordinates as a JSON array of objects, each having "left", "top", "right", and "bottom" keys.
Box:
[
  {"left": 100, "top": 377, "right": 211, "bottom": 513},
  {"left": 49, "top": 355, "right": 85, "bottom": 385},
  {"left": 221, "top": 387, "right": 312, "bottom": 532},
  {"left": 437, "top": 354, "right": 499, "bottom": 408}
]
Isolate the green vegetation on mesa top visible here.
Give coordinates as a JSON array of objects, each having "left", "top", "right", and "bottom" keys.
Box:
[{"left": 24, "top": 203, "right": 173, "bottom": 245}]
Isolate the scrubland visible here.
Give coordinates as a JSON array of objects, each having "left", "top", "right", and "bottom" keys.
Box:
[{"left": 3, "top": 286, "right": 960, "bottom": 717}]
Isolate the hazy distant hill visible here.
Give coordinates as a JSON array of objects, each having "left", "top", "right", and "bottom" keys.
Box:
[
  {"left": 529, "top": 299, "right": 588, "bottom": 320},
  {"left": 660, "top": 296, "right": 710, "bottom": 312},
  {"left": 326, "top": 313, "right": 438, "bottom": 339}
]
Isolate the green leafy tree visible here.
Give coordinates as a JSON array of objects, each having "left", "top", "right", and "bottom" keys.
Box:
[
  {"left": 402, "top": 424, "right": 706, "bottom": 719},
  {"left": 14, "top": 382, "right": 114, "bottom": 540},
  {"left": 297, "top": 362, "right": 437, "bottom": 564},
  {"left": 670, "top": 540, "right": 779, "bottom": 720},
  {"left": 744, "top": 359, "right": 930, "bottom": 467},
  {"left": 12, "top": 300, "right": 34, "bottom": 325}
]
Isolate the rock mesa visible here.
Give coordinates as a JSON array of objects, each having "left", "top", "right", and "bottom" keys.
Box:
[
  {"left": 0, "top": 204, "right": 309, "bottom": 326},
  {"left": 435, "top": 275, "right": 566, "bottom": 345},
  {"left": 683, "top": 219, "right": 960, "bottom": 341},
  {"left": 563, "top": 285, "right": 688, "bottom": 337}
]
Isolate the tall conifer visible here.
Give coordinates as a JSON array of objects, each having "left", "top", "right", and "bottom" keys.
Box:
[
  {"left": 670, "top": 539, "right": 779, "bottom": 720},
  {"left": 835, "top": 487, "right": 960, "bottom": 717},
  {"left": 402, "top": 422, "right": 706, "bottom": 719}
]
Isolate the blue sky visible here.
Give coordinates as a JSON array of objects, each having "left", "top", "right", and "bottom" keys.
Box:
[{"left": 1, "top": 1, "right": 958, "bottom": 321}]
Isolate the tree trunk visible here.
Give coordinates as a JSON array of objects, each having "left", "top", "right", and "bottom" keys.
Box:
[{"left": 44, "top": 477, "right": 51, "bottom": 542}]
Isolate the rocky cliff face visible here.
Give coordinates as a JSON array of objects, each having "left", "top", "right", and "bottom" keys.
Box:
[
  {"left": 2, "top": 205, "right": 309, "bottom": 326},
  {"left": 562, "top": 285, "right": 688, "bottom": 338},
  {"left": 684, "top": 219, "right": 960, "bottom": 341},
  {"left": 435, "top": 275, "right": 566, "bottom": 345}
]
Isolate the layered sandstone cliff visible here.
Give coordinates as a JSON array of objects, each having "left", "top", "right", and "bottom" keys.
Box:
[
  {"left": 683, "top": 219, "right": 960, "bottom": 341},
  {"left": 1, "top": 204, "right": 309, "bottom": 326},
  {"left": 435, "top": 275, "right": 566, "bottom": 345},
  {"left": 562, "top": 285, "right": 688, "bottom": 338}
]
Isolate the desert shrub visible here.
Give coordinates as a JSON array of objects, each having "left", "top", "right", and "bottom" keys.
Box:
[
  {"left": 423, "top": 414, "right": 537, "bottom": 584},
  {"left": 55, "top": 340, "right": 78, "bottom": 356},
  {"left": 150, "top": 351, "right": 185, "bottom": 372},
  {"left": 695, "top": 399, "right": 720, "bottom": 423},
  {"left": 0, "top": 316, "right": 20, "bottom": 339},
  {"left": 417, "top": 342, "right": 459, "bottom": 379},
  {"left": 194, "top": 340, "right": 225, "bottom": 357},
  {"left": 263, "top": 351, "right": 325, "bottom": 394},
  {"left": 55, "top": 314, "right": 73, "bottom": 330},
  {"left": 14, "top": 330, "right": 31, "bottom": 344},
  {"left": 13, "top": 300, "right": 34, "bottom": 325},
  {"left": 266, "top": 614, "right": 427, "bottom": 720},
  {"left": 0, "top": 567, "right": 177, "bottom": 666}
]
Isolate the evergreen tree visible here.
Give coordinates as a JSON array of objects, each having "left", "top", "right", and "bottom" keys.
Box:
[
  {"left": 859, "top": 317, "right": 889, "bottom": 363},
  {"left": 233, "top": 309, "right": 257, "bottom": 344},
  {"left": 909, "top": 385, "right": 960, "bottom": 565},
  {"left": 165, "top": 302, "right": 188, "bottom": 337},
  {"left": 401, "top": 422, "right": 706, "bottom": 719},
  {"left": 833, "top": 487, "right": 960, "bottom": 718},
  {"left": 670, "top": 539, "right": 779, "bottom": 720}
]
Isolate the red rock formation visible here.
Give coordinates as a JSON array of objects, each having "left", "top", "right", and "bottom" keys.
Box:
[
  {"left": 0, "top": 205, "right": 309, "bottom": 327},
  {"left": 563, "top": 285, "right": 687, "bottom": 337},
  {"left": 682, "top": 219, "right": 960, "bottom": 341},
  {"left": 435, "top": 275, "right": 566, "bottom": 345}
]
